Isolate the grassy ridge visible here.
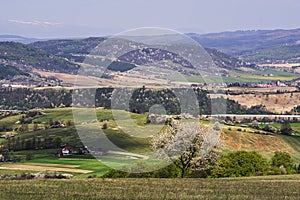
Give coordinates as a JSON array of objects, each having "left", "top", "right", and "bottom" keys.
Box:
[{"left": 1, "top": 175, "right": 300, "bottom": 199}]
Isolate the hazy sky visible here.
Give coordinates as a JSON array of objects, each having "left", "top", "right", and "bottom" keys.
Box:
[{"left": 1, "top": 0, "right": 299, "bottom": 38}]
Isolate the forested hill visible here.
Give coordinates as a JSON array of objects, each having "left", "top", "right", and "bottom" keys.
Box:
[
  {"left": 241, "top": 44, "right": 300, "bottom": 64},
  {"left": 0, "top": 64, "right": 29, "bottom": 79},
  {"left": 31, "top": 37, "right": 256, "bottom": 72},
  {"left": 0, "top": 42, "right": 79, "bottom": 74},
  {"left": 31, "top": 37, "right": 106, "bottom": 62},
  {"left": 0, "top": 87, "right": 246, "bottom": 115}
]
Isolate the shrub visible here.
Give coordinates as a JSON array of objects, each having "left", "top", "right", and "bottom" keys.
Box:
[
  {"left": 26, "top": 153, "right": 33, "bottom": 160},
  {"left": 211, "top": 151, "right": 269, "bottom": 178},
  {"left": 280, "top": 121, "right": 293, "bottom": 135},
  {"left": 263, "top": 124, "right": 276, "bottom": 133},
  {"left": 102, "top": 123, "right": 108, "bottom": 129},
  {"left": 271, "top": 151, "right": 295, "bottom": 174},
  {"left": 102, "top": 162, "right": 180, "bottom": 178}
]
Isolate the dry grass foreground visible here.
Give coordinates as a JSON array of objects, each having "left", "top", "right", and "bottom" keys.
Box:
[{"left": 1, "top": 176, "right": 300, "bottom": 199}]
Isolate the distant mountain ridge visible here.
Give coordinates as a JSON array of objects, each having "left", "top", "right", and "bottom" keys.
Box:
[
  {"left": 188, "top": 28, "right": 300, "bottom": 56},
  {"left": 0, "top": 35, "right": 41, "bottom": 44}
]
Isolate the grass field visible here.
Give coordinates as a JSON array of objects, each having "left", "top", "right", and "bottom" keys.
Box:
[
  {"left": 34, "top": 107, "right": 148, "bottom": 128},
  {"left": 1, "top": 175, "right": 300, "bottom": 199},
  {"left": 228, "top": 70, "right": 298, "bottom": 82},
  {"left": 0, "top": 156, "right": 111, "bottom": 178},
  {"left": 3, "top": 108, "right": 300, "bottom": 179},
  {"left": 0, "top": 114, "right": 24, "bottom": 134}
]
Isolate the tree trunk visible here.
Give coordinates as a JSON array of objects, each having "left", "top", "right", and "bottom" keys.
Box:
[{"left": 181, "top": 168, "right": 186, "bottom": 178}]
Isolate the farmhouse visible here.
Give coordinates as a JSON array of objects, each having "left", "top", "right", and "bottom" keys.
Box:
[
  {"left": 59, "top": 145, "right": 73, "bottom": 156},
  {"left": 79, "top": 146, "right": 90, "bottom": 155},
  {"left": 0, "top": 154, "right": 5, "bottom": 162}
]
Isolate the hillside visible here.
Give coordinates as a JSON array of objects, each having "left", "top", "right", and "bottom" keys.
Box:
[
  {"left": 2, "top": 108, "right": 300, "bottom": 179},
  {"left": 1, "top": 108, "right": 300, "bottom": 156},
  {"left": 188, "top": 28, "right": 300, "bottom": 56},
  {"left": 1, "top": 33, "right": 299, "bottom": 86},
  {"left": 205, "top": 48, "right": 256, "bottom": 71},
  {"left": 0, "top": 64, "right": 29, "bottom": 79},
  {"left": 0, "top": 42, "right": 79, "bottom": 76},
  {"left": 31, "top": 37, "right": 256, "bottom": 75},
  {"left": 0, "top": 37, "right": 255, "bottom": 86},
  {"left": 241, "top": 44, "right": 300, "bottom": 64},
  {"left": 31, "top": 37, "right": 106, "bottom": 62},
  {"left": 223, "top": 127, "right": 300, "bottom": 163}
]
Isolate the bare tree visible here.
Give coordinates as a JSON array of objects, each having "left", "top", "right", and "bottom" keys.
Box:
[{"left": 152, "top": 120, "right": 221, "bottom": 178}]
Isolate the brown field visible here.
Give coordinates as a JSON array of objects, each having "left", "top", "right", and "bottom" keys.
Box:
[
  {"left": 33, "top": 70, "right": 109, "bottom": 87},
  {"left": 0, "top": 164, "right": 92, "bottom": 174},
  {"left": 34, "top": 69, "right": 167, "bottom": 88},
  {"left": 227, "top": 93, "right": 300, "bottom": 113},
  {"left": 222, "top": 128, "right": 296, "bottom": 155},
  {"left": 258, "top": 63, "right": 300, "bottom": 68},
  {"left": 25, "top": 162, "right": 79, "bottom": 168},
  {"left": 34, "top": 69, "right": 188, "bottom": 89},
  {"left": 226, "top": 86, "right": 298, "bottom": 93}
]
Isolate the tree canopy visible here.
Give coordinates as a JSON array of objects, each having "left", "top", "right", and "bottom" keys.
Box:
[{"left": 152, "top": 121, "right": 221, "bottom": 177}]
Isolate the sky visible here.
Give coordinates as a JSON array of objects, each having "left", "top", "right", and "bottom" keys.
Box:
[{"left": 0, "top": 0, "right": 299, "bottom": 38}]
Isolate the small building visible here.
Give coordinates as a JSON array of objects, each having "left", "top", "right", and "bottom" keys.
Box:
[
  {"left": 0, "top": 154, "right": 5, "bottom": 162},
  {"left": 59, "top": 145, "right": 73, "bottom": 156},
  {"left": 79, "top": 146, "right": 90, "bottom": 155}
]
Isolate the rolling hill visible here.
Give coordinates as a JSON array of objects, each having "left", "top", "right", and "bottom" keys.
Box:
[
  {"left": 2, "top": 30, "right": 300, "bottom": 86},
  {"left": 35, "top": 36, "right": 300, "bottom": 85},
  {"left": 31, "top": 37, "right": 256, "bottom": 73}
]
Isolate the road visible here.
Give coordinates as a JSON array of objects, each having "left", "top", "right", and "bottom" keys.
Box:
[{"left": 210, "top": 114, "right": 300, "bottom": 119}]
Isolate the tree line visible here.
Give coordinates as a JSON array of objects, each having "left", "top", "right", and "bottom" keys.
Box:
[
  {"left": 0, "top": 87, "right": 248, "bottom": 115},
  {"left": 0, "top": 135, "right": 62, "bottom": 152},
  {"left": 103, "top": 151, "right": 298, "bottom": 178}
]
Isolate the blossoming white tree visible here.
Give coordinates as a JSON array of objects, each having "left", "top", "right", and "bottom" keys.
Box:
[{"left": 152, "top": 120, "right": 221, "bottom": 177}]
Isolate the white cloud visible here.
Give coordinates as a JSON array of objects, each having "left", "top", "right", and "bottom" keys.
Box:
[{"left": 8, "top": 20, "right": 62, "bottom": 27}]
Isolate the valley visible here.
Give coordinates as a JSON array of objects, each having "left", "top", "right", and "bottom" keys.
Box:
[
  {"left": 2, "top": 0, "right": 300, "bottom": 199},
  {"left": 1, "top": 28, "right": 300, "bottom": 197}
]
